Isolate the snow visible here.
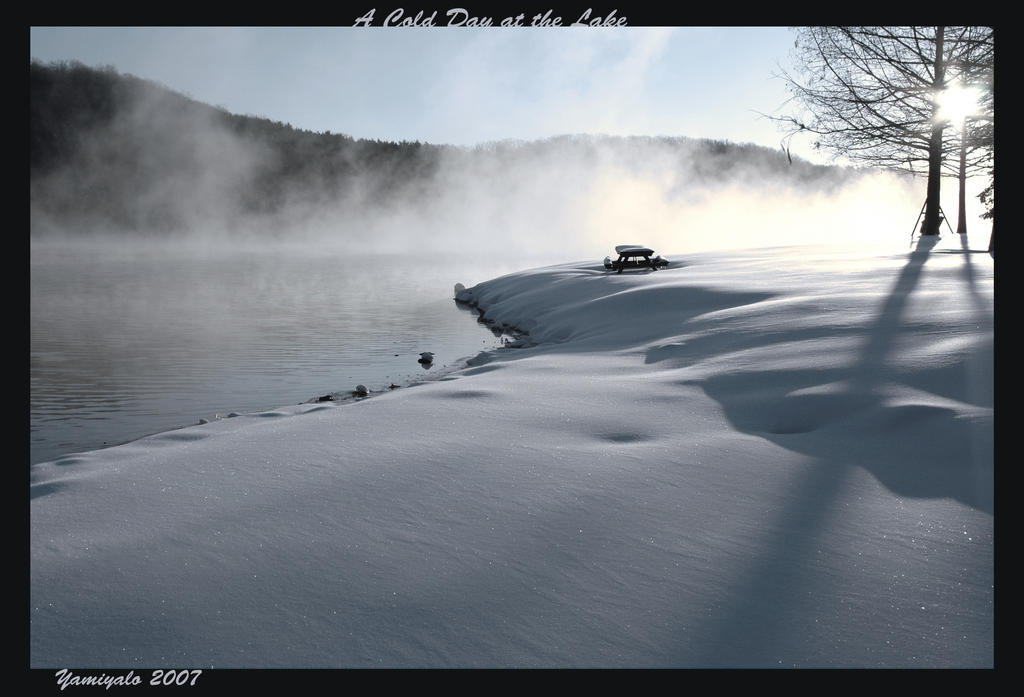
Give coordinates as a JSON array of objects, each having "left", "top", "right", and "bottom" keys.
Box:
[{"left": 30, "top": 235, "right": 993, "bottom": 668}]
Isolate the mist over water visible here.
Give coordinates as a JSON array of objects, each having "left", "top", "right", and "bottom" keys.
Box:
[
  {"left": 30, "top": 238, "right": 541, "bottom": 465},
  {"left": 32, "top": 62, "right": 970, "bottom": 465},
  {"left": 261, "top": 138, "right": 926, "bottom": 258},
  {"left": 30, "top": 61, "right": 933, "bottom": 257}
]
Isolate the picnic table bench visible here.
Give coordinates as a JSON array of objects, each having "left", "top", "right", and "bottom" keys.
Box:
[{"left": 604, "top": 245, "right": 669, "bottom": 273}]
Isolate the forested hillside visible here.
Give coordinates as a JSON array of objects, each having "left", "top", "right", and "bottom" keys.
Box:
[{"left": 30, "top": 60, "right": 864, "bottom": 239}]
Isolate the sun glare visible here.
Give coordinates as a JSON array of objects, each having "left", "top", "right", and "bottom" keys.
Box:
[{"left": 937, "top": 84, "right": 982, "bottom": 125}]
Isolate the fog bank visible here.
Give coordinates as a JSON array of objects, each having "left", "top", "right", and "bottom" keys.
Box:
[{"left": 31, "top": 61, "right": 946, "bottom": 259}]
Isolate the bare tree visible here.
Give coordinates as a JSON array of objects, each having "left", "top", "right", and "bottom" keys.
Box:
[
  {"left": 949, "top": 31, "right": 994, "bottom": 250},
  {"left": 939, "top": 29, "right": 994, "bottom": 240},
  {"left": 773, "top": 26, "right": 994, "bottom": 237}
]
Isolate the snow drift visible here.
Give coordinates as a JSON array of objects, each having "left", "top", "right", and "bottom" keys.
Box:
[{"left": 31, "top": 234, "right": 993, "bottom": 668}]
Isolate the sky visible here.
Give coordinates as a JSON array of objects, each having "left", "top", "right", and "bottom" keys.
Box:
[{"left": 29, "top": 25, "right": 820, "bottom": 161}]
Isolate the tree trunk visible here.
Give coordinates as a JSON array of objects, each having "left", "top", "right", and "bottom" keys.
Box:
[
  {"left": 988, "top": 217, "right": 994, "bottom": 257},
  {"left": 957, "top": 123, "right": 968, "bottom": 234},
  {"left": 922, "top": 26, "right": 945, "bottom": 236}
]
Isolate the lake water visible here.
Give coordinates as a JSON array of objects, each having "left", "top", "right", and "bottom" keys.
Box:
[{"left": 30, "top": 239, "right": 534, "bottom": 465}]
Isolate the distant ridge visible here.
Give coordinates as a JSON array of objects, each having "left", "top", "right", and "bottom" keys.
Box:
[{"left": 30, "top": 60, "right": 865, "bottom": 237}]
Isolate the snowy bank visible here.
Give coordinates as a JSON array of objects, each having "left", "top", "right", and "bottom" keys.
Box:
[{"left": 31, "top": 236, "right": 993, "bottom": 668}]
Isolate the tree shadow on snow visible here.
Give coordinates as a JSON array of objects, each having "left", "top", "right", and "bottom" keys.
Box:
[
  {"left": 645, "top": 234, "right": 993, "bottom": 666},
  {"left": 657, "top": 233, "right": 991, "bottom": 510}
]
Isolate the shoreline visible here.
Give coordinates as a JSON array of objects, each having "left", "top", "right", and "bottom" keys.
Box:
[
  {"left": 31, "top": 241, "right": 993, "bottom": 668},
  {"left": 29, "top": 255, "right": 523, "bottom": 467},
  {"left": 32, "top": 318, "right": 520, "bottom": 467}
]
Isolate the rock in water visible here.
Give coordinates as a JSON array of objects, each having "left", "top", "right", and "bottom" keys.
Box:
[{"left": 354, "top": 385, "right": 369, "bottom": 397}]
